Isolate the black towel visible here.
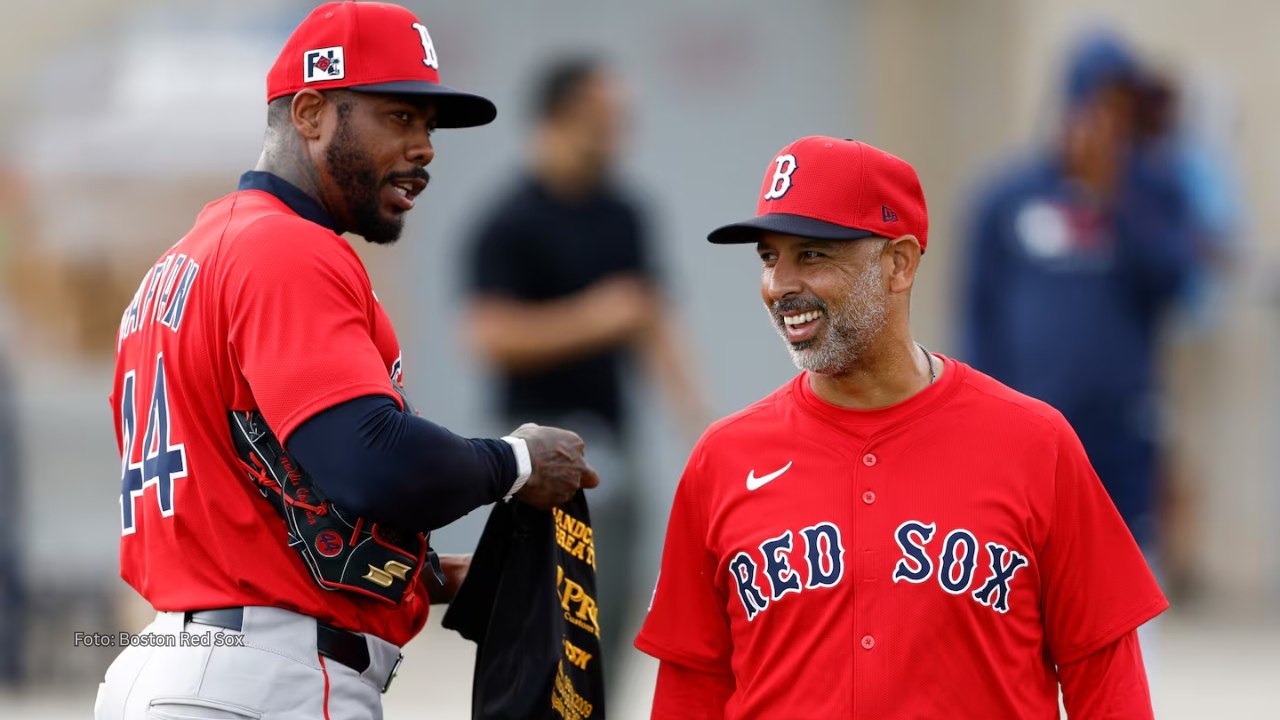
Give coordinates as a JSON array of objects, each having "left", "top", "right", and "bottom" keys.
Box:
[{"left": 442, "top": 490, "right": 606, "bottom": 720}]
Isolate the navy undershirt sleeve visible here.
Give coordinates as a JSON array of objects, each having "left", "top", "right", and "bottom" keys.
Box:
[{"left": 286, "top": 395, "right": 518, "bottom": 533}]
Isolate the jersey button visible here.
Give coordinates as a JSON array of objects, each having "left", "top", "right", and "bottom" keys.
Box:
[
  {"left": 861, "top": 634, "right": 875, "bottom": 650},
  {"left": 862, "top": 490, "right": 876, "bottom": 505},
  {"left": 862, "top": 453, "right": 877, "bottom": 467}
]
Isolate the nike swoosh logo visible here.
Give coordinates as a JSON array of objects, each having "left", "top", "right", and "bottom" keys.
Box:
[{"left": 746, "top": 461, "right": 794, "bottom": 491}]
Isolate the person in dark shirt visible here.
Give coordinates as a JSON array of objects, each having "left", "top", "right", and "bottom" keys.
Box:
[
  {"left": 962, "top": 31, "right": 1201, "bottom": 555},
  {"left": 464, "top": 57, "right": 708, "bottom": 691}
]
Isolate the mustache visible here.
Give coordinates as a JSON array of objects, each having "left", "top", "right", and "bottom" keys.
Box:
[
  {"left": 386, "top": 167, "right": 430, "bottom": 187},
  {"left": 771, "top": 296, "right": 827, "bottom": 318}
]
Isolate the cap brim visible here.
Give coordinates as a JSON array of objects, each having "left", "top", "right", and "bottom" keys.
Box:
[
  {"left": 350, "top": 81, "right": 497, "bottom": 128},
  {"left": 707, "top": 213, "right": 880, "bottom": 244}
]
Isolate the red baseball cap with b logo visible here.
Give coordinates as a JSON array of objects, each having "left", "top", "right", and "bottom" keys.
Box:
[
  {"left": 708, "top": 136, "right": 929, "bottom": 251},
  {"left": 266, "top": 1, "right": 496, "bottom": 128}
]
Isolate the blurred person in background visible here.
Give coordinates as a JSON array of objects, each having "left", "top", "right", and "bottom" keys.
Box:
[
  {"left": 961, "top": 30, "right": 1204, "bottom": 561},
  {"left": 463, "top": 56, "right": 709, "bottom": 687},
  {"left": 1129, "top": 67, "right": 1241, "bottom": 333}
]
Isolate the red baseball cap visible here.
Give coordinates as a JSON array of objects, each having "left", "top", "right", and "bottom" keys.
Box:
[
  {"left": 708, "top": 136, "right": 929, "bottom": 251},
  {"left": 266, "top": 1, "right": 496, "bottom": 129}
]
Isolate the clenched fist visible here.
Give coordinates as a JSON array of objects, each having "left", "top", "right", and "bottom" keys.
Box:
[{"left": 508, "top": 423, "right": 600, "bottom": 509}]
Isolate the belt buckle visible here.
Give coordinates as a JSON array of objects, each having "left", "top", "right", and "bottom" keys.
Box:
[{"left": 381, "top": 653, "right": 404, "bottom": 694}]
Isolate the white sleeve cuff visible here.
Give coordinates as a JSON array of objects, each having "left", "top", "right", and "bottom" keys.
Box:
[{"left": 500, "top": 436, "right": 532, "bottom": 501}]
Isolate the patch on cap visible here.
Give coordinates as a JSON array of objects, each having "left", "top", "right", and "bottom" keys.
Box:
[{"left": 303, "top": 46, "right": 345, "bottom": 83}]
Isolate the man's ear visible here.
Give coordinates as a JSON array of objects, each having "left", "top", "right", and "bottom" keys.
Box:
[
  {"left": 291, "top": 90, "right": 327, "bottom": 141},
  {"left": 885, "top": 234, "right": 923, "bottom": 294}
]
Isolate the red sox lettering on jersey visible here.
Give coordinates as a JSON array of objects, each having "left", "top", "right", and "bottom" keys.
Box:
[
  {"left": 728, "top": 522, "right": 843, "bottom": 621},
  {"left": 728, "top": 517, "right": 1030, "bottom": 622},
  {"left": 636, "top": 360, "right": 1167, "bottom": 718},
  {"left": 891, "top": 520, "right": 1029, "bottom": 613}
]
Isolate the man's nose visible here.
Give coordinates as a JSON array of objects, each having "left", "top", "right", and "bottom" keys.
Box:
[{"left": 407, "top": 129, "right": 434, "bottom": 166}]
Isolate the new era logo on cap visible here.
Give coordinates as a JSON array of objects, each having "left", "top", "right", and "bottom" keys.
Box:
[
  {"left": 707, "top": 136, "right": 929, "bottom": 251},
  {"left": 304, "top": 46, "right": 345, "bottom": 83}
]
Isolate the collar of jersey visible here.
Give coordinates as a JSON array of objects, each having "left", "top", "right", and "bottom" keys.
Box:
[
  {"left": 792, "top": 355, "right": 964, "bottom": 433},
  {"left": 239, "top": 171, "right": 342, "bottom": 235}
]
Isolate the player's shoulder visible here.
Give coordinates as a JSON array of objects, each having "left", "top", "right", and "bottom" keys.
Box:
[
  {"left": 233, "top": 193, "right": 338, "bottom": 243},
  {"left": 673, "top": 385, "right": 793, "bottom": 500},
  {"left": 951, "top": 361, "right": 1072, "bottom": 438},
  {"left": 224, "top": 193, "right": 358, "bottom": 266}
]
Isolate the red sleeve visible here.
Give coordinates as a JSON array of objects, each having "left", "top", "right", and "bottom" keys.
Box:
[
  {"left": 651, "top": 660, "right": 733, "bottom": 720},
  {"left": 634, "top": 442, "right": 733, "bottom": 674},
  {"left": 1058, "top": 630, "right": 1155, "bottom": 719},
  {"left": 1040, "top": 418, "right": 1168, "bottom": 664},
  {"left": 224, "top": 217, "right": 401, "bottom": 442}
]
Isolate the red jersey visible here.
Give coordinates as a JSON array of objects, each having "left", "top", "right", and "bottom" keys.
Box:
[
  {"left": 636, "top": 357, "right": 1167, "bottom": 718},
  {"left": 110, "top": 173, "right": 427, "bottom": 645}
]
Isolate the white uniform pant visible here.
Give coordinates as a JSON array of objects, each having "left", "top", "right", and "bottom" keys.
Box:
[{"left": 94, "top": 607, "right": 402, "bottom": 720}]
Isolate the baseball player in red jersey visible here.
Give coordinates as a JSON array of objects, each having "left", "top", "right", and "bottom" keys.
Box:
[
  {"left": 96, "top": 3, "right": 598, "bottom": 719},
  {"left": 635, "top": 136, "right": 1167, "bottom": 718}
]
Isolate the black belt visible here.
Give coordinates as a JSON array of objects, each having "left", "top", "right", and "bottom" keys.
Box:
[{"left": 185, "top": 608, "right": 377, "bottom": 680}]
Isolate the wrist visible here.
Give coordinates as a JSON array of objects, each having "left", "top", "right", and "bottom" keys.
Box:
[{"left": 500, "top": 436, "right": 532, "bottom": 500}]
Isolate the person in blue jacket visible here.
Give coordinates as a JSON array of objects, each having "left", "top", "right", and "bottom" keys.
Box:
[{"left": 962, "top": 31, "right": 1202, "bottom": 555}]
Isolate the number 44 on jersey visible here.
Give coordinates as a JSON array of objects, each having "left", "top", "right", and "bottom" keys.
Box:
[{"left": 119, "top": 353, "right": 188, "bottom": 535}]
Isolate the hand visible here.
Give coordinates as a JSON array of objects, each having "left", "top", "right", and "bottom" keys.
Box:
[
  {"left": 581, "top": 275, "right": 657, "bottom": 343},
  {"left": 428, "top": 553, "right": 471, "bottom": 605},
  {"left": 509, "top": 423, "right": 600, "bottom": 510}
]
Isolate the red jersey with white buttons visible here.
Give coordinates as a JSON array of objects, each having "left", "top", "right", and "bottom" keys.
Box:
[
  {"left": 636, "top": 356, "right": 1167, "bottom": 718},
  {"left": 110, "top": 187, "right": 427, "bottom": 646}
]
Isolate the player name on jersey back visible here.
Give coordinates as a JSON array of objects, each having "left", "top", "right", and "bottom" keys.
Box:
[{"left": 117, "top": 252, "right": 202, "bottom": 349}]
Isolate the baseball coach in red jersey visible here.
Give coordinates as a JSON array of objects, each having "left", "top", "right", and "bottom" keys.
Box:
[
  {"left": 97, "top": 3, "right": 598, "bottom": 719},
  {"left": 635, "top": 136, "right": 1166, "bottom": 718}
]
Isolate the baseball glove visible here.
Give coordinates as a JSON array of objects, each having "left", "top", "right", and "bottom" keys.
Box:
[{"left": 229, "top": 409, "right": 443, "bottom": 605}]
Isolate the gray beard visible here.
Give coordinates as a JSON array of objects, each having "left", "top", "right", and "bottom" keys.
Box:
[{"left": 768, "top": 258, "right": 889, "bottom": 375}]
